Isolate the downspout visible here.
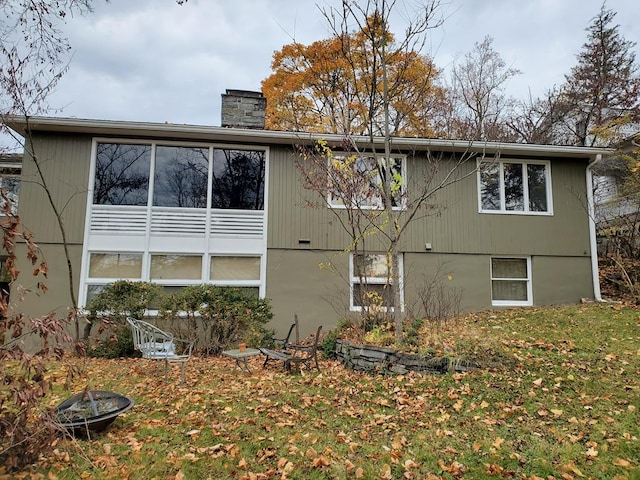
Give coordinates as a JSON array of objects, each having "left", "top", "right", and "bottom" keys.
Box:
[{"left": 586, "top": 153, "right": 604, "bottom": 302}]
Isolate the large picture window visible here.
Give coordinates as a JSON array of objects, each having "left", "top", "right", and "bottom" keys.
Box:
[
  {"left": 350, "top": 253, "right": 403, "bottom": 311},
  {"left": 92, "top": 143, "right": 266, "bottom": 211},
  {"left": 84, "top": 141, "right": 268, "bottom": 309},
  {"left": 479, "top": 160, "right": 551, "bottom": 214},
  {"left": 491, "top": 257, "right": 532, "bottom": 306},
  {"left": 329, "top": 155, "right": 404, "bottom": 210}
]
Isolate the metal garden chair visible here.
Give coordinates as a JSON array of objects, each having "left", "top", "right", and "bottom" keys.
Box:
[{"left": 126, "top": 318, "right": 193, "bottom": 384}]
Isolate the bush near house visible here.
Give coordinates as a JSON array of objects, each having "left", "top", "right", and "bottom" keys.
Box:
[
  {"left": 84, "top": 281, "right": 163, "bottom": 358},
  {"left": 160, "top": 284, "right": 274, "bottom": 355},
  {"left": 85, "top": 282, "right": 274, "bottom": 357}
]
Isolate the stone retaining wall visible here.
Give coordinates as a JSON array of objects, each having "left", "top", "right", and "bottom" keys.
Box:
[{"left": 335, "top": 339, "right": 476, "bottom": 375}]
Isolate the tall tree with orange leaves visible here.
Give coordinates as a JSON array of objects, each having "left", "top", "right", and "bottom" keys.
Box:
[{"left": 262, "top": 14, "right": 446, "bottom": 137}]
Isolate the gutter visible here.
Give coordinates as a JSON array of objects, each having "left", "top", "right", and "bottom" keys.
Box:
[
  {"left": 3, "top": 115, "right": 613, "bottom": 158},
  {"left": 586, "top": 153, "right": 604, "bottom": 301}
]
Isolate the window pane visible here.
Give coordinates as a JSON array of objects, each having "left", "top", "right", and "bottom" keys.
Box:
[
  {"left": 329, "top": 156, "right": 403, "bottom": 209},
  {"left": 0, "top": 174, "right": 20, "bottom": 214},
  {"left": 356, "top": 157, "right": 382, "bottom": 208},
  {"left": 94, "top": 143, "right": 151, "bottom": 205},
  {"left": 153, "top": 146, "right": 209, "bottom": 208},
  {"left": 504, "top": 163, "right": 524, "bottom": 211},
  {"left": 150, "top": 255, "right": 202, "bottom": 280},
  {"left": 379, "top": 157, "right": 403, "bottom": 207},
  {"left": 492, "top": 280, "right": 527, "bottom": 301},
  {"left": 492, "top": 258, "right": 527, "bottom": 278},
  {"left": 480, "top": 162, "right": 500, "bottom": 210},
  {"left": 527, "top": 164, "right": 548, "bottom": 212},
  {"left": 85, "top": 284, "right": 105, "bottom": 304},
  {"left": 89, "top": 253, "right": 143, "bottom": 278},
  {"left": 354, "top": 254, "right": 390, "bottom": 279},
  {"left": 210, "top": 256, "right": 261, "bottom": 281},
  {"left": 353, "top": 283, "right": 394, "bottom": 307},
  {"left": 211, "top": 149, "right": 265, "bottom": 209}
]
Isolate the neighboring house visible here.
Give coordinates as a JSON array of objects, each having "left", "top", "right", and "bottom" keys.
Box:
[
  {"left": 0, "top": 153, "right": 22, "bottom": 308},
  {"left": 0, "top": 153, "right": 21, "bottom": 216},
  {"left": 3, "top": 91, "right": 611, "bottom": 337},
  {"left": 593, "top": 134, "right": 640, "bottom": 257}
]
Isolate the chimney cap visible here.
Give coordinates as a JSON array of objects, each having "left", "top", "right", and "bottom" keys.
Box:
[{"left": 223, "top": 89, "right": 264, "bottom": 98}]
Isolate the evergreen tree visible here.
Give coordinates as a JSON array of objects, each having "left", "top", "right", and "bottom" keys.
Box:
[{"left": 558, "top": 4, "right": 640, "bottom": 146}]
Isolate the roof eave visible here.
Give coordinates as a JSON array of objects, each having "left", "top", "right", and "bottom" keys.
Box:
[{"left": 3, "top": 115, "right": 613, "bottom": 159}]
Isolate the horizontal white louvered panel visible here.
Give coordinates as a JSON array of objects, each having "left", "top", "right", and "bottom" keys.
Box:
[
  {"left": 211, "top": 210, "right": 264, "bottom": 237},
  {"left": 151, "top": 209, "right": 207, "bottom": 235},
  {"left": 90, "top": 205, "right": 147, "bottom": 233}
]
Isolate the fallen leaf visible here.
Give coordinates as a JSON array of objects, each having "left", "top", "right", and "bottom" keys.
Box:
[
  {"left": 561, "top": 460, "right": 585, "bottom": 477},
  {"left": 613, "top": 458, "right": 631, "bottom": 468}
]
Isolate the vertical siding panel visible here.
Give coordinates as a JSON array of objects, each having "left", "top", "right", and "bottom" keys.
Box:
[
  {"left": 265, "top": 147, "right": 590, "bottom": 258},
  {"left": 20, "top": 133, "right": 92, "bottom": 245}
]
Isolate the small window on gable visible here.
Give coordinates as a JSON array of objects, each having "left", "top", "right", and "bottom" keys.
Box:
[
  {"left": 328, "top": 155, "right": 404, "bottom": 210},
  {"left": 0, "top": 163, "right": 21, "bottom": 215},
  {"left": 491, "top": 257, "right": 532, "bottom": 306},
  {"left": 479, "top": 160, "right": 551, "bottom": 214}
]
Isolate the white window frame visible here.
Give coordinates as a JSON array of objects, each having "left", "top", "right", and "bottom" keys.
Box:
[
  {"left": 490, "top": 256, "right": 533, "bottom": 307},
  {"left": 477, "top": 159, "right": 553, "bottom": 215},
  {"left": 349, "top": 253, "right": 404, "bottom": 312},
  {"left": 0, "top": 162, "right": 21, "bottom": 215},
  {"left": 209, "top": 254, "right": 263, "bottom": 289},
  {"left": 78, "top": 138, "right": 269, "bottom": 309},
  {"left": 328, "top": 154, "right": 406, "bottom": 210}
]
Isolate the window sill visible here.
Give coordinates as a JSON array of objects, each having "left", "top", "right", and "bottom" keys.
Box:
[
  {"left": 479, "top": 210, "right": 553, "bottom": 216},
  {"left": 491, "top": 300, "right": 533, "bottom": 307}
]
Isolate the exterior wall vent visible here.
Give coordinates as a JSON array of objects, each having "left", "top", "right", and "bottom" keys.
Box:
[{"left": 221, "top": 89, "right": 266, "bottom": 129}]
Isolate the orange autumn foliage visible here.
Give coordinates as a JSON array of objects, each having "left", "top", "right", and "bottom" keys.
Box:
[{"left": 262, "top": 15, "right": 446, "bottom": 138}]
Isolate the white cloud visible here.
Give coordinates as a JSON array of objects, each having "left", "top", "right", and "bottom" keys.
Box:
[{"left": 3, "top": 0, "right": 640, "bottom": 144}]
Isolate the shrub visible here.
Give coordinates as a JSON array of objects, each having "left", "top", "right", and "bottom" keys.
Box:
[
  {"left": 87, "top": 324, "right": 140, "bottom": 359},
  {"left": 320, "top": 328, "right": 339, "bottom": 359},
  {"left": 161, "top": 285, "right": 273, "bottom": 355},
  {"left": 84, "top": 280, "right": 162, "bottom": 357}
]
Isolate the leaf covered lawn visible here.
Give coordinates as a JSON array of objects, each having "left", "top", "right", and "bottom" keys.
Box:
[{"left": 11, "top": 304, "right": 640, "bottom": 479}]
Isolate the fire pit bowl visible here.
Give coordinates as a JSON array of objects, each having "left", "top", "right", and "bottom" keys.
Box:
[{"left": 55, "top": 390, "right": 134, "bottom": 437}]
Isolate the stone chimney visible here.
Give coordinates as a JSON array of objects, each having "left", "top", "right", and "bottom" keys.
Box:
[{"left": 221, "top": 89, "right": 266, "bottom": 129}]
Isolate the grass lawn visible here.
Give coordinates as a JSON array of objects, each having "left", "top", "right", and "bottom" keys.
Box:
[{"left": 7, "top": 304, "right": 640, "bottom": 479}]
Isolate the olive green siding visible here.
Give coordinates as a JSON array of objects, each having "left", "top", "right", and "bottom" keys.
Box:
[
  {"left": 267, "top": 147, "right": 592, "bottom": 257},
  {"left": 266, "top": 249, "right": 343, "bottom": 338},
  {"left": 13, "top": 243, "right": 84, "bottom": 320},
  {"left": 19, "top": 133, "right": 93, "bottom": 244},
  {"left": 531, "top": 256, "right": 594, "bottom": 304},
  {"left": 8, "top": 131, "right": 596, "bottom": 339},
  {"left": 265, "top": 250, "right": 594, "bottom": 333},
  {"left": 11, "top": 134, "right": 92, "bottom": 324}
]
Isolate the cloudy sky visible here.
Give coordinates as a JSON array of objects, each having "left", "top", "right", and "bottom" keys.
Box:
[{"left": 4, "top": 0, "right": 640, "bottom": 147}]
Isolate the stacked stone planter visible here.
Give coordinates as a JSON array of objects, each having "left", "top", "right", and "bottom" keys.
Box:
[{"left": 335, "top": 339, "right": 476, "bottom": 375}]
